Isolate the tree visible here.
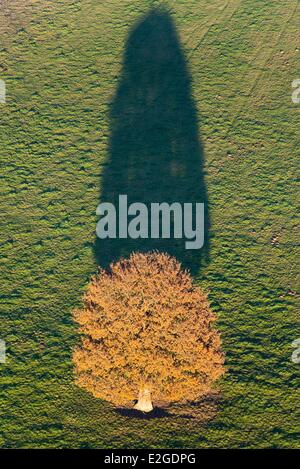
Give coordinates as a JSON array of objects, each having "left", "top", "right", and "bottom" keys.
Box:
[{"left": 73, "top": 252, "right": 225, "bottom": 412}]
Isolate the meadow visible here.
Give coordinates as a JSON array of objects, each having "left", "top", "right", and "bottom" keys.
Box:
[{"left": 0, "top": 0, "right": 299, "bottom": 448}]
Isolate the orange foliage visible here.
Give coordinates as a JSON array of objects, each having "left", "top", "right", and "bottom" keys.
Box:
[{"left": 73, "top": 252, "right": 225, "bottom": 408}]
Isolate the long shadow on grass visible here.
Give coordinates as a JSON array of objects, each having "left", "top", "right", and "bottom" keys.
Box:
[
  {"left": 95, "top": 8, "right": 209, "bottom": 274},
  {"left": 115, "top": 392, "right": 220, "bottom": 421}
]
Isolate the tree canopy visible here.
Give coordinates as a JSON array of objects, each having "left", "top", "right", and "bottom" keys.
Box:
[{"left": 73, "top": 252, "right": 225, "bottom": 411}]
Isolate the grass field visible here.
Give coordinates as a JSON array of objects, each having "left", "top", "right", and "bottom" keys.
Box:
[{"left": 0, "top": 0, "right": 299, "bottom": 448}]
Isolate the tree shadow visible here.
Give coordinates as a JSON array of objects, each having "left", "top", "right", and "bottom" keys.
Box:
[
  {"left": 95, "top": 7, "right": 209, "bottom": 274},
  {"left": 114, "top": 392, "right": 220, "bottom": 421},
  {"left": 115, "top": 407, "right": 178, "bottom": 420}
]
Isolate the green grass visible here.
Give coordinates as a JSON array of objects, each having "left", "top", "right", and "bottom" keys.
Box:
[{"left": 0, "top": 0, "right": 299, "bottom": 448}]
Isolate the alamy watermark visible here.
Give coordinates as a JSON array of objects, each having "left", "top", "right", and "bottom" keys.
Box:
[
  {"left": 0, "top": 339, "right": 6, "bottom": 363},
  {"left": 291, "top": 79, "right": 300, "bottom": 104},
  {"left": 96, "top": 195, "right": 205, "bottom": 249},
  {"left": 291, "top": 338, "right": 300, "bottom": 364},
  {"left": 0, "top": 79, "right": 6, "bottom": 104}
]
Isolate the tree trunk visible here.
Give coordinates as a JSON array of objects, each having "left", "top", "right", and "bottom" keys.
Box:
[{"left": 134, "top": 388, "right": 153, "bottom": 412}]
